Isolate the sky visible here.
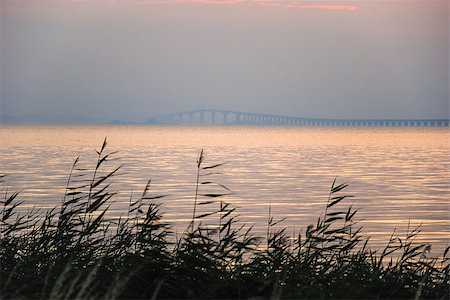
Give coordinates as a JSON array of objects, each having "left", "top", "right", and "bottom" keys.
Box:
[{"left": 0, "top": 0, "right": 449, "bottom": 122}]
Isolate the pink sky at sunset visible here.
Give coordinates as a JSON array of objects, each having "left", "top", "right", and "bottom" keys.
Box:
[{"left": 1, "top": 0, "right": 358, "bottom": 11}]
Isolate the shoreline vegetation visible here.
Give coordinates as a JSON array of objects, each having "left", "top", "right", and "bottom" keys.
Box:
[{"left": 1, "top": 139, "right": 448, "bottom": 299}]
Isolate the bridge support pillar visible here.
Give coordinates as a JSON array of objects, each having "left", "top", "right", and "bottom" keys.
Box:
[
  {"left": 200, "top": 111, "right": 205, "bottom": 124},
  {"left": 211, "top": 111, "right": 216, "bottom": 125}
]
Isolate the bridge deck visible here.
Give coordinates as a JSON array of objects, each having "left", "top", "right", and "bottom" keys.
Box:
[{"left": 149, "top": 110, "right": 449, "bottom": 127}]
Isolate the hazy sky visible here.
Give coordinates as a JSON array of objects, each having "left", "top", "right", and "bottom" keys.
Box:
[{"left": 1, "top": 0, "right": 449, "bottom": 122}]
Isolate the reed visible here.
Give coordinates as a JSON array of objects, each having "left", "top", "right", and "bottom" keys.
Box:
[{"left": 0, "top": 140, "right": 448, "bottom": 299}]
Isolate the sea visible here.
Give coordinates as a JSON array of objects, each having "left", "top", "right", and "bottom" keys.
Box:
[{"left": 1, "top": 125, "right": 449, "bottom": 255}]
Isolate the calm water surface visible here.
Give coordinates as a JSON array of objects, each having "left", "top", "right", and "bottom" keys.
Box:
[{"left": 1, "top": 125, "right": 449, "bottom": 254}]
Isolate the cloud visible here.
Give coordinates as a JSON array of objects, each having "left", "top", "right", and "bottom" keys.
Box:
[
  {"left": 1, "top": 0, "right": 358, "bottom": 11},
  {"left": 257, "top": 1, "right": 357, "bottom": 10}
]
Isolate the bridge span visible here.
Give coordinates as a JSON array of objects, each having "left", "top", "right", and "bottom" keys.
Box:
[{"left": 148, "top": 109, "right": 449, "bottom": 127}]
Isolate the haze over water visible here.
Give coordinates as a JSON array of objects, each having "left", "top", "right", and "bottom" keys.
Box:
[{"left": 1, "top": 125, "right": 448, "bottom": 255}]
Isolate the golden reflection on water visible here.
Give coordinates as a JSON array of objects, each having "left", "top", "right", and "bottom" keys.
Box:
[
  {"left": 0, "top": 125, "right": 449, "bottom": 255},
  {"left": 1, "top": 125, "right": 448, "bottom": 148}
]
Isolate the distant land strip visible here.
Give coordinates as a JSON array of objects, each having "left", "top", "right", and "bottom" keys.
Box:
[{"left": 146, "top": 109, "right": 450, "bottom": 127}]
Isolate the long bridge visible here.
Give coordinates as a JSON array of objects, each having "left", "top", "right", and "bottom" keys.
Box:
[{"left": 148, "top": 109, "right": 449, "bottom": 127}]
